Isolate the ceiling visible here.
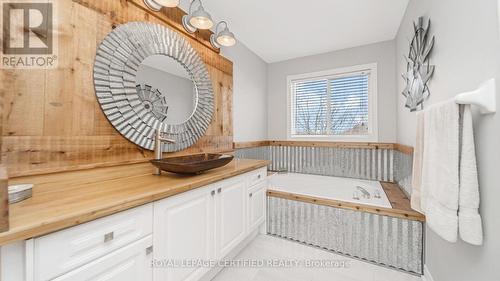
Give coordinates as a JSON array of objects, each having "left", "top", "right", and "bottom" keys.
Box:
[{"left": 181, "top": 0, "right": 409, "bottom": 63}]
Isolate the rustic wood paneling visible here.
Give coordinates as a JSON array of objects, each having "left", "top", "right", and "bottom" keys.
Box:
[
  {"left": 380, "top": 181, "right": 417, "bottom": 213},
  {"left": 394, "top": 143, "right": 414, "bottom": 155},
  {"left": 0, "top": 54, "right": 6, "bottom": 232},
  {"left": 1, "top": 0, "right": 233, "bottom": 177},
  {"left": 233, "top": 141, "right": 271, "bottom": 149},
  {"left": 234, "top": 140, "right": 396, "bottom": 150},
  {"left": 269, "top": 141, "right": 395, "bottom": 149},
  {"left": 0, "top": 166, "right": 7, "bottom": 232},
  {"left": 232, "top": 141, "right": 417, "bottom": 152}
]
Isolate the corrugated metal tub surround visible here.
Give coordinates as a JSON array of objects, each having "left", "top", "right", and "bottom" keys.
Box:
[
  {"left": 237, "top": 143, "right": 422, "bottom": 274},
  {"left": 267, "top": 195, "right": 423, "bottom": 275}
]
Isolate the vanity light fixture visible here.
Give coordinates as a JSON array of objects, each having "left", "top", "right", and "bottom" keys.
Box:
[
  {"left": 182, "top": 0, "right": 213, "bottom": 33},
  {"left": 142, "top": 0, "right": 235, "bottom": 48},
  {"left": 143, "top": 0, "right": 179, "bottom": 11},
  {"left": 210, "top": 21, "right": 236, "bottom": 48}
]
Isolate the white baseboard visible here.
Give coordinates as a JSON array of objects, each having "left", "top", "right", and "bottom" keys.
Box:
[{"left": 421, "top": 265, "right": 435, "bottom": 281}]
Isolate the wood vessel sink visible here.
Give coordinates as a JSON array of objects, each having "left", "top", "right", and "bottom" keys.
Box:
[{"left": 150, "top": 153, "right": 234, "bottom": 174}]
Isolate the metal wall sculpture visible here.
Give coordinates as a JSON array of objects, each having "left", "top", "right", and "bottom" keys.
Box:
[
  {"left": 93, "top": 22, "right": 214, "bottom": 152},
  {"left": 402, "top": 17, "right": 435, "bottom": 111}
]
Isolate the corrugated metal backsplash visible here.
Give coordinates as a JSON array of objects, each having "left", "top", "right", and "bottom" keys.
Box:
[
  {"left": 235, "top": 145, "right": 395, "bottom": 182},
  {"left": 393, "top": 150, "right": 413, "bottom": 196}
]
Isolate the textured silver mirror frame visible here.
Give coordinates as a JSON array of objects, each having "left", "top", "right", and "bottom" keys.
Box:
[{"left": 93, "top": 22, "right": 214, "bottom": 152}]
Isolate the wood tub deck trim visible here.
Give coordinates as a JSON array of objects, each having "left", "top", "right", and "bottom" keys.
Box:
[{"left": 267, "top": 181, "right": 424, "bottom": 222}]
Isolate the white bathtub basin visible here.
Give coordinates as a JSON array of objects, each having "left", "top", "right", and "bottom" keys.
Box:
[{"left": 268, "top": 172, "right": 392, "bottom": 208}]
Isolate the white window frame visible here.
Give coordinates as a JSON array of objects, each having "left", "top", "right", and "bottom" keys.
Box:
[{"left": 286, "top": 63, "right": 378, "bottom": 142}]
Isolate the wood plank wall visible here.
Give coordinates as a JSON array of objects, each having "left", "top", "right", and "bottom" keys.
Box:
[
  {"left": 0, "top": 166, "right": 7, "bottom": 232},
  {"left": 0, "top": 0, "right": 234, "bottom": 177}
]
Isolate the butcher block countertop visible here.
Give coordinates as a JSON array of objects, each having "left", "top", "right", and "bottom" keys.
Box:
[{"left": 0, "top": 159, "right": 269, "bottom": 246}]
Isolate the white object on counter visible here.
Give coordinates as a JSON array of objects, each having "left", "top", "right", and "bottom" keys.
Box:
[{"left": 8, "top": 184, "right": 33, "bottom": 204}]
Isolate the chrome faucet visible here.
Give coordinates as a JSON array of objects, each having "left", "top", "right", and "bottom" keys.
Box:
[
  {"left": 356, "top": 186, "right": 371, "bottom": 199},
  {"left": 153, "top": 130, "right": 176, "bottom": 175},
  {"left": 268, "top": 169, "right": 288, "bottom": 174}
]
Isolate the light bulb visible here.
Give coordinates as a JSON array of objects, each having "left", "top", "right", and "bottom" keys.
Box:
[
  {"left": 216, "top": 33, "right": 236, "bottom": 47},
  {"left": 188, "top": 7, "right": 213, "bottom": 30},
  {"left": 210, "top": 22, "right": 236, "bottom": 49}
]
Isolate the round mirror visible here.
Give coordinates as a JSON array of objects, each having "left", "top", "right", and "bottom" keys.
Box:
[
  {"left": 93, "top": 22, "right": 214, "bottom": 152},
  {"left": 136, "top": 55, "right": 198, "bottom": 125}
]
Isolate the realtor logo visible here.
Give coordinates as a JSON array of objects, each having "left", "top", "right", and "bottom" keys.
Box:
[{"left": 1, "top": 0, "right": 57, "bottom": 68}]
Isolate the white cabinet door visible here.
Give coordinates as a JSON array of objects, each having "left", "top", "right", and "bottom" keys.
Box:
[
  {"left": 52, "top": 235, "right": 153, "bottom": 281},
  {"left": 216, "top": 177, "right": 247, "bottom": 259},
  {"left": 153, "top": 186, "right": 215, "bottom": 281},
  {"left": 247, "top": 181, "right": 266, "bottom": 231}
]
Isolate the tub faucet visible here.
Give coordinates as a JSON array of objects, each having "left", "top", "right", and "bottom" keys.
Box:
[
  {"left": 153, "top": 130, "right": 176, "bottom": 175},
  {"left": 268, "top": 169, "right": 288, "bottom": 174},
  {"left": 356, "top": 186, "right": 371, "bottom": 199}
]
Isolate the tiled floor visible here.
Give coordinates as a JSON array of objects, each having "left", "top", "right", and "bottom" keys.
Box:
[{"left": 212, "top": 235, "right": 421, "bottom": 281}]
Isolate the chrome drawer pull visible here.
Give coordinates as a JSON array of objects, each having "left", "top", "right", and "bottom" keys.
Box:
[
  {"left": 104, "top": 232, "right": 114, "bottom": 242},
  {"left": 257, "top": 174, "right": 261, "bottom": 179},
  {"left": 249, "top": 193, "right": 253, "bottom": 197},
  {"left": 146, "top": 246, "right": 153, "bottom": 255},
  {"left": 211, "top": 190, "right": 216, "bottom": 196},
  {"left": 217, "top": 188, "right": 222, "bottom": 193}
]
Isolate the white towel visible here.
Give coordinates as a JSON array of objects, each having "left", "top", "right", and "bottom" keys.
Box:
[
  {"left": 421, "top": 100, "right": 460, "bottom": 243},
  {"left": 458, "top": 106, "right": 483, "bottom": 245},
  {"left": 415, "top": 101, "right": 482, "bottom": 245},
  {"left": 410, "top": 111, "right": 424, "bottom": 213}
]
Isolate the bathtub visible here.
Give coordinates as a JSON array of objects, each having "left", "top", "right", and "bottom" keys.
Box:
[
  {"left": 268, "top": 172, "right": 392, "bottom": 208},
  {"left": 266, "top": 172, "right": 423, "bottom": 275}
]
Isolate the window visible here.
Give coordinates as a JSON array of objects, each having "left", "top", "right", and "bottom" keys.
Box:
[{"left": 287, "top": 63, "right": 378, "bottom": 141}]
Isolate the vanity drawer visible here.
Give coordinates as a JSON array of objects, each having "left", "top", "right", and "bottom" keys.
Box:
[
  {"left": 247, "top": 167, "right": 267, "bottom": 187},
  {"left": 33, "top": 204, "right": 153, "bottom": 281}
]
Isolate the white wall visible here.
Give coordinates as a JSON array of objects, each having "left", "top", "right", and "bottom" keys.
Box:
[
  {"left": 267, "top": 40, "right": 397, "bottom": 142},
  {"left": 396, "top": 0, "right": 500, "bottom": 280},
  {"left": 222, "top": 43, "right": 268, "bottom": 142},
  {"left": 222, "top": 2, "right": 500, "bottom": 280}
]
